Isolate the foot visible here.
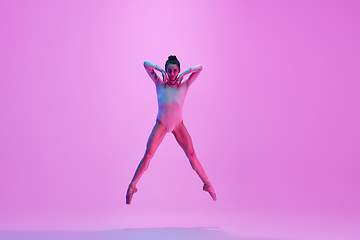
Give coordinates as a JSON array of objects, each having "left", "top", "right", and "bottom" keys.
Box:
[
  {"left": 203, "top": 182, "right": 217, "bottom": 201},
  {"left": 126, "top": 183, "right": 138, "bottom": 204}
]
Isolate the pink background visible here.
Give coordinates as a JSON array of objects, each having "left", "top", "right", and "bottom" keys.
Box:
[{"left": 1, "top": 0, "right": 359, "bottom": 239}]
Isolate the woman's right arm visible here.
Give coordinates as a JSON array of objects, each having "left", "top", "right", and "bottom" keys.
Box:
[{"left": 144, "top": 61, "right": 167, "bottom": 84}]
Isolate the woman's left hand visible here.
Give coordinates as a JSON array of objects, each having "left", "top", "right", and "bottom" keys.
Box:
[{"left": 177, "top": 74, "right": 184, "bottom": 87}]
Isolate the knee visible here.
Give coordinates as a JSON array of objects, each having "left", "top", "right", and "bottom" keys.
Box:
[
  {"left": 140, "top": 150, "right": 154, "bottom": 171},
  {"left": 187, "top": 150, "right": 199, "bottom": 171},
  {"left": 185, "top": 149, "right": 196, "bottom": 159},
  {"left": 144, "top": 149, "right": 155, "bottom": 160}
]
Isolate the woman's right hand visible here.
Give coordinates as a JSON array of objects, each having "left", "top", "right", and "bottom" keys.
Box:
[{"left": 162, "top": 70, "right": 169, "bottom": 84}]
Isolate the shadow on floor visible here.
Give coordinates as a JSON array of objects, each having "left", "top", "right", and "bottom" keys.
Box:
[{"left": 0, "top": 227, "right": 290, "bottom": 240}]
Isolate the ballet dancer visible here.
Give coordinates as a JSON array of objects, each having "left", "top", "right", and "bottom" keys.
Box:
[{"left": 126, "top": 55, "right": 216, "bottom": 204}]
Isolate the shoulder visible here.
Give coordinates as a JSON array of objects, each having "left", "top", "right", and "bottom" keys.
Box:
[
  {"left": 177, "top": 82, "right": 189, "bottom": 92},
  {"left": 156, "top": 80, "right": 166, "bottom": 90}
]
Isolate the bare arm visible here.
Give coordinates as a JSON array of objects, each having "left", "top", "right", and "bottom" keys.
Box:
[
  {"left": 178, "top": 65, "right": 203, "bottom": 87},
  {"left": 144, "top": 61, "right": 168, "bottom": 84}
]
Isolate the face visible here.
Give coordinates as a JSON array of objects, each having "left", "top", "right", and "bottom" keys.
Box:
[{"left": 166, "top": 64, "right": 180, "bottom": 81}]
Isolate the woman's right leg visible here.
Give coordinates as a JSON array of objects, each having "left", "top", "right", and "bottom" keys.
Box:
[{"left": 126, "top": 120, "right": 167, "bottom": 204}]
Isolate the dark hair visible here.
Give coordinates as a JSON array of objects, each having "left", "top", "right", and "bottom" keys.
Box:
[{"left": 165, "top": 55, "right": 180, "bottom": 71}]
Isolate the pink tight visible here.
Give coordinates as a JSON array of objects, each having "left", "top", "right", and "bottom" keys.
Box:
[{"left": 130, "top": 120, "right": 211, "bottom": 186}]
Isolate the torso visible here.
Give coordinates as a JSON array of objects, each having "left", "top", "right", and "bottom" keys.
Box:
[{"left": 156, "top": 82, "right": 188, "bottom": 132}]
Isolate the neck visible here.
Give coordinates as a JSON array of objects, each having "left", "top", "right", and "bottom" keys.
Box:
[{"left": 167, "top": 78, "right": 178, "bottom": 87}]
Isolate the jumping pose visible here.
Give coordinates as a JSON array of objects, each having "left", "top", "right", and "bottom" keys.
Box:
[{"left": 126, "top": 55, "right": 216, "bottom": 204}]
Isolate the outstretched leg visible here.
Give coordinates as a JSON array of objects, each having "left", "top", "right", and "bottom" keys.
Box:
[
  {"left": 126, "top": 120, "right": 167, "bottom": 204},
  {"left": 172, "top": 121, "right": 217, "bottom": 201}
]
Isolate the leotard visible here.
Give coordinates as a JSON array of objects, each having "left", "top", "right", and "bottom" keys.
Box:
[{"left": 156, "top": 82, "right": 188, "bottom": 132}]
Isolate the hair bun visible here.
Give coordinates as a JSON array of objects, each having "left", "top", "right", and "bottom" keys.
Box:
[{"left": 168, "top": 55, "right": 177, "bottom": 60}]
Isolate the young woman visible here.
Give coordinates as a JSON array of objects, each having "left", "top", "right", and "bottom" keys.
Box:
[{"left": 126, "top": 55, "right": 216, "bottom": 204}]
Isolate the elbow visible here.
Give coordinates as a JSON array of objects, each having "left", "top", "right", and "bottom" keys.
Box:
[{"left": 144, "top": 61, "right": 155, "bottom": 70}]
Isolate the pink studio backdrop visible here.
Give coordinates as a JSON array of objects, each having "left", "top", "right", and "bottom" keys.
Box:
[{"left": 1, "top": 0, "right": 359, "bottom": 238}]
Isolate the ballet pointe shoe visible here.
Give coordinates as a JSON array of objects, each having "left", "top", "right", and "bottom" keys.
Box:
[
  {"left": 203, "top": 182, "right": 217, "bottom": 201},
  {"left": 126, "top": 183, "right": 138, "bottom": 205}
]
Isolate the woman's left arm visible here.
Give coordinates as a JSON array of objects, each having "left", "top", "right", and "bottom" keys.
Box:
[{"left": 178, "top": 65, "right": 202, "bottom": 87}]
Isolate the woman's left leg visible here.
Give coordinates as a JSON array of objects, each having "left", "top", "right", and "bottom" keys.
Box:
[{"left": 172, "top": 121, "right": 216, "bottom": 200}]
